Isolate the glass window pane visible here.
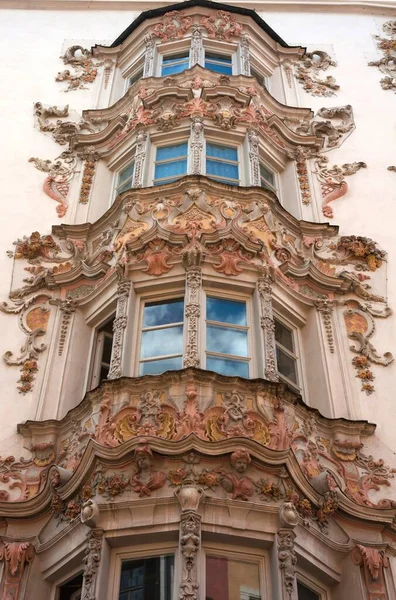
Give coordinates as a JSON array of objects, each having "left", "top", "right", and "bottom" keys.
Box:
[
  {"left": 162, "top": 62, "right": 189, "bottom": 76},
  {"left": 297, "top": 581, "right": 320, "bottom": 600},
  {"left": 143, "top": 300, "right": 184, "bottom": 327},
  {"left": 119, "top": 164, "right": 135, "bottom": 183},
  {"left": 119, "top": 556, "right": 174, "bottom": 600},
  {"left": 206, "top": 356, "right": 249, "bottom": 377},
  {"left": 206, "top": 160, "right": 239, "bottom": 181},
  {"left": 102, "top": 334, "right": 113, "bottom": 364},
  {"left": 275, "top": 320, "right": 294, "bottom": 352},
  {"left": 207, "top": 325, "right": 248, "bottom": 357},
  {"left": 141, "top": 326, "right": 183, "bottom": 359},
  {"left": 205, "top": 60, "right": 233, "bottom": 74},
  {"left": 276, "top": 347, "right": 298, "bottom": 383},
  {"left": 154, "top": 159, "right": 187, "bottom": 180},
  {"left": 207, "top": 297, "right": 247, "bottom": 326},
  {"left": 206, "top": 144, "right": 238, "bottom": 161},
  {"left": 206, "top": 556, "right": 260, "bottom": 600},
  {"left": 157, "top": 143, "right": 188, "bottom": 161},
  {"left": 205, "top": 53, "right": 232, "bottom": 64},
  {"left": 140, "top": 357, "right": 183, "bottom": 375},
  {"left": 260, "top": 164, "right": 275, "bottom": 186},
  {"left": 117, "top": 180, "right": 133, "bottom": 194}
]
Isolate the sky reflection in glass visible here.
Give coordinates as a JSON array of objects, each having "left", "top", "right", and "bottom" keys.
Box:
[
  {"left": 141, "top": 326, "right": 183, "bottom": 358},
  {"left": 207, "top": 297, "right": 246, "bottom": 325},
  {"left": 207, "top": 325, "right": 248, "bottom": 357},
  {"left": 206, "top": 356, "right": 249, "bottom": 377},
  {"left": 143, "top": 299, "right": 184, "bottom": 327},
  {"left": 140, "top": 356, "right": 182, "bottom": 375}
]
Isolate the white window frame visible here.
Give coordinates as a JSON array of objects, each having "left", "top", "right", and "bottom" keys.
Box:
[
  {"left": 152, "top": 140, "right": 189, "bottom": 186},
  {"left": 146, "top": 130, "right": 190, "bottom": 187},
  {"left": 108, "top": 542, "right": 178, "bottom": 600},
  {"left": 109, "top": 145, "right": 137, "bottom": 206},
  {"left": 160, "top": 49, "right": 191, "bottom": 77},
  {"left": 201, "top": 287, "right": 254, "bottom": 378},
  {"left": 203, "top": 40, "right": 237, "bottom": 75},
  {"left": 88, "top": 313, "right": 116, "bottom": 390},
  {"left": 133, "top": 291, "right": 185, "bottom": 377},
  {"left": 259, "top": 161, "right": 277, "bottom": 193},
  {"left": 204, "top": 139, "right": 242, "bottom": 186},
  {"left": 114, "top": 160, "right": 135, "bottom": 198},
  {"left": 273, "top": 313, "right": 302, "bottom": 392},
  {"left": 203, "top": 543, "right": 271, "bottom": 600}
]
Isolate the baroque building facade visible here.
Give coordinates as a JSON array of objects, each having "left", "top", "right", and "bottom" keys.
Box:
[{"left": 1, "top": 1, "right": 396, "bottom": 599}]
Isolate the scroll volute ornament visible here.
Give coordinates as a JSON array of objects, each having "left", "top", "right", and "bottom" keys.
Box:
[
  {"left": 0, "top": 541, "right": 35, "bottom": 600},
  {"left": 351, "top": 544, "right": 389, "bottom": 600}
]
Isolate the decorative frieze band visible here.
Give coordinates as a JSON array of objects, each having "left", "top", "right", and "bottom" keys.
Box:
[{"left": 108, "top": 276, "right": 131, "bottom": 380}]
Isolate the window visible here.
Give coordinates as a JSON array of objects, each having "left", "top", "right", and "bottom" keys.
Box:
[
  {"left": 260, "top": 163, "right": 276, "bottom": 192},
  {"left": 206, "top": 143, "right": 239, "bottom": 185},
  {"left": 161, "top": 52, "right": 190, "bottom": 76},
  {"left": 205, "top": 52, "right": 232, "bottom": 75},
  {"left": 139, "top": 298, "right": 184, "bottom": 375},
  {"left": 274, "top": 317, "right": 299, "bottom": 387},
  {"left": 128, "top": 69, "right": 143, "bottom": 88},
  {"left": 116, "top": 162, "right": 135, "bottom": 196},
  {"left": 57, "top": 573, "right": 83, "bottom": 600},
  {"left": 206, "top": 555, "right": 261, "bottom": 600},
  {"left": 153, "top": 143, "right": 188, "bottom": 186},
  {"left": 251, "top": 68, "right": 268, "bottom": 89},
  {"left": 119, "top": 555, "right": 174, "bottom": 600},
  {"left": 206, "top": 296, "right": 249, "bottom": 377},
  {"left": 90, "top": 316, "right": 115, "bottom": 388},
  {"left": 297, "top": 581, "right": 321, "bottom": 600}
]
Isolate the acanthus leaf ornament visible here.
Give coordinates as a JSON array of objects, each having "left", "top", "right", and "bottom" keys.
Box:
[
  {"left": 200, "top": 10, "right": 243, "bottom": 41},
  {"left": 151, "top": 10, "right": 192, "bottom": 42},
  {"left": 29, "top": 151, "right": 77, "bottom": 218},
  {"left": 351, "top": 544, "right": 389, "bottom": 600},
  {"left": 368, "top": 20, "right": 396, "bottom": 93},
  {"left": 56, "top": 45, "right": 100, "bottom": 92},
  {"left": 0, "top": 541, "right": 35, "bottom": 600},
  {"left": 344, "top": 300, "right": 393, "bottom": 394},
  {"left": 314, "top": 154, "right": 367, "bottom": 219},
  {"left": 315, "top": 298, "right": 335, "bottom": 353},
  {"left": 295, "top": 50, "right": 339, "bottom": 97}
]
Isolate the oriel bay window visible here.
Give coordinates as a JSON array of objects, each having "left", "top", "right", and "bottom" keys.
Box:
[
  {"left": 206, "top": 296, "right": 250, "bottom": 377},
  {"left": 206, "top": 143, "right": 239, "bottom": 185},
  {"left": 139, "top": 298, "right": 184, "bottom": 375},
  {"left": 119, "top": 555, "right": 174, "bottom": 600},
  {"left": 153, "top": 142, "right": 188, "bottom": 185}
]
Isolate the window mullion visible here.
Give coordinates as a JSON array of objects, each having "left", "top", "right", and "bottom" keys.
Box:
[{"left": 257, "top": 275, "right": 278, "bottom": 382}]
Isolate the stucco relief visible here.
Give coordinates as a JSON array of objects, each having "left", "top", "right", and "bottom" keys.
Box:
[
  {"left": 0, "top": 541, "right": 35, "bottom": 600},
  {"left": 56, "top": 45, "right": 100, "bottom": 92},
  {"left": 368, "top": 20, "right": 396, "bottom": 93},
  {"left": 29, "top": 152, "right": 76, "bottom": 218},
  {"left": 351, "top": 544, "right": 389, "bottom": 600},
  {"left": 295, "top": 50, "right": 339, "bottom": 97},
  {"left": 0, "top": 180, "right": 391, "bottom": 393},
  {"left": 0, "top": 369, "right": 393, "bottom": 517}
]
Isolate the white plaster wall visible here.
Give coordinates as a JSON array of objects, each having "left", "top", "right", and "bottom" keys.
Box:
[{"left": 0, "top": 7, "right": 396, "bottom": 465}]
